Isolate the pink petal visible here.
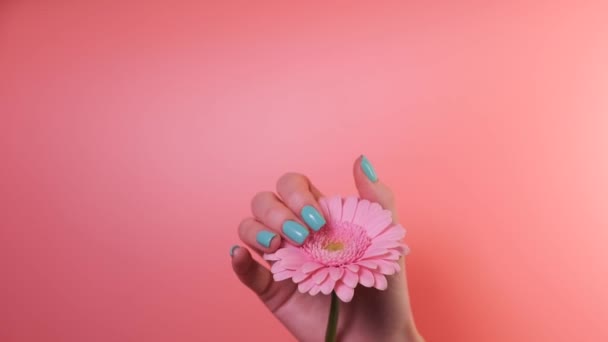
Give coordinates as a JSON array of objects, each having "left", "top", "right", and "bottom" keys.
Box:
[
  {"left": 359, "top": 268, "right": 375, "bottom": 287},
  {"left": 281, "top": 252, "right": 309, "bottom": 264},
  {"left": 345, "top": 264, "right": 360, "bottom": 273},
  {"left": 342, "top": 269, "right": 359, "bottom": 288},
  {"left": 341, "top": 196, "right": 358, "bottom": 223},
  {"left": 352, "top": 199, "right": 370, "bottom": 225},
  {"left": 280, "top": 258, "right": 308, "bottom": 270},
  {"left": 369, "top": 240, "right": 404, "bottom": 250},
  {"left": 271, "top": 262, "right": 288, "bottom": 273},
  {"left": 376, "top": 224, "right": 406, "bottom": 241},
  {"left": 301, "top": 262, "right": 324, "bottom": 274},
  {"left": 273, "top": 270, "right": 295, "bottom": 281},
  {"left": 329, "top": 267, "right": 344, "bottom": 281},
  {"left": 327, "top": 196, "right": 343, "bottom": 222},
  {"left": 376, "top": 260, "right": 397, "bottom": 275},
  {"left": 275, "top": 246, "right": 301, "bottom": 258},
  {"left": 274, "top": 248, "right": 291, "bottom": 258},
  {"left": 368, "top": 202, "right": 383, "bottom": 215},
  {"left": 357, "top": 260, "right": 378, "bottom": 269},
  {"left": 393, "top": 262, "right": 401, "bottom": 273},
  {"left": 361, "top": 248, "right": 391, "bottom": 260},
  {"left": 309, "top": 285, "right": 321, "bottom": 296},
  {"left": 364, "top": 210, "right": 393, "bottom": 238},
  {"left": 298, "top": 277, "right": 316, "bottom": 293},
  {"left": 263, "top": 253, "right": 280, "bottom": 261},
  {"left": 319, "top": 277, "right": 337, "bottom": 295},
  {"left": 396, "top": 244, "right": 410, "bottom": 255},
  {"left": 334, "top": 282, "right": 355, "bottom": 302},
  {"left": 313, "top": 268, "right": 329, "bottom": 284},
  {"left": 385, "top": 250, "right": 402, "bottom": 260},
  {"left": 319, "top": 197, "right": 330, "bottom": 217},
  {"left": 292, "top": 270, "right": 310, "bottom": 283},
  {"left": 384, "top": 254, "right": 400, "bottom": 262},
  {"left": 373, "top": 273, "right": 388, "bottom": 290},
  {"left": 395, "top": 245, "right": 410, "bottom": 255}
]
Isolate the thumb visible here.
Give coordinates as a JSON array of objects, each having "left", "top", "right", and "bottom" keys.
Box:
[
  {"left": 353, "top": 155, "right": 398, "bottom": 222},
  {"left": 231, "top": 245, "right": 273, "bottom": 296},
  {"left": 230, "top": 245, "right": 296, "bottom": 311}
]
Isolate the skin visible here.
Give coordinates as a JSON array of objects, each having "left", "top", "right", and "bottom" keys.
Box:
[{"left": 231, "top": 156, "right": 424, "bottom": 342}]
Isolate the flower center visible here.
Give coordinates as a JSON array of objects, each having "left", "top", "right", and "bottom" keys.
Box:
[
  {"left": 324, "top": 241, "right": 344, "bottom": 252},
  {"left": 302, "top": 221, "right": 371, "bottom": 266}
]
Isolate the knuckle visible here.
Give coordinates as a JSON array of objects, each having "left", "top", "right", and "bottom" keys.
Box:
[
  {"left": 263, "top": 205, "right": 285, "bottom": 224},
  {"left": 238, "top": 217, "right": 255, "bottom": 236},
  {"left": 251, "top": 191, "right": 274, "bottom": 209},
  {"left": 276, "top": 172, "right": 306, "bottom": 191},
  {"left": 285, "top": 191, "right": 306, "bottom": 211}
]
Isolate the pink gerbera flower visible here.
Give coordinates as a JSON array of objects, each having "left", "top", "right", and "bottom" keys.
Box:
[{"left": 264, "top": 196, "right": 409, "bottom": 302}]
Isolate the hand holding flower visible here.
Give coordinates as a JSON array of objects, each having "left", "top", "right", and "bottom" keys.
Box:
[{"left": 230, "top": 156, "right": 423, "bottom": 342}]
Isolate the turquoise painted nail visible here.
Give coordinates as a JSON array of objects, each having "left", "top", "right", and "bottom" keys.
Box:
[
  {"left": 256, "top": 230, "right": 277, "bottom": 248},
  {"left": 360, "top": 155, "right": 378, "bottom": 182},
  {"left": 301, "top": 205, "right": 326, "bottom": 231},
  {"left": 282, "top": 220, "right": 309, "bottom": 244},
  {"left": 229, "top": 245, "right": 240, "bottom": 257}
]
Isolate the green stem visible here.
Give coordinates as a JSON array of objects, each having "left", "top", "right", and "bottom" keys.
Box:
[{"left": 325, "top": 291, "right": 340, "bottom": 342}]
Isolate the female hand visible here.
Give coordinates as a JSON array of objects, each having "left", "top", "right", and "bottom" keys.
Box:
[{"left": 230, "top": 156, "right": 423, "bottom": 342}]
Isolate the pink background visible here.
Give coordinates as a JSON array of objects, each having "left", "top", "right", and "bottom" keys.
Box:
[{"left": 1, "top": 1, "right": 607, "bottom": 341}]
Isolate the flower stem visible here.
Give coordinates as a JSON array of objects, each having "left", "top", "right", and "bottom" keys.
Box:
[{"left": 325, "top": 291, "right": 340, "bottom": 342}]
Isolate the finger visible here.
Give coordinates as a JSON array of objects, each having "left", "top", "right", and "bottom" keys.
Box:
[
  {"left": 354, "top": 155, "right": 409, "bottom": 272},
  {"left": 251, "top": 191, "right": 311, "bottom": 245},
  {"left": 353, "top": 155, "right": 398, "bottom": 222},
  {"left": 230, "top": 245, "right": 297, "bottom": 311},
  {"left": 238, "top": 217, "right": 281, "bottom": 254},
  {"left": 309, "top": 183, "right": 324, "bottom": 199},
  {"left": 276, "top": 172, "right": 327, "bottom": 232},
  {"left": 230, "top": 245, "right": 274, "bottom": 296}
]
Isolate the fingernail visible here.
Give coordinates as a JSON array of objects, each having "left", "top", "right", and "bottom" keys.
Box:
[
  {"left": 256, "top": 230, "right": 277, "bottom": 248},
  {"left": 301, "top": 205, "right": 326, "bottom": 231},
  {"left": 282, "top": 220, "right": 309, "bottom": 244},
  {"left": 229, "top": 245, "right": 240, "bottom": 257},
  {"left": 360, "top": 155, "right": 378, "bottom": 182}
]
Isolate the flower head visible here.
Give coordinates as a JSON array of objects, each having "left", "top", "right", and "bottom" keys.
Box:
[{"left": 264, "top": 196, "right": 409, "bottom": 302}]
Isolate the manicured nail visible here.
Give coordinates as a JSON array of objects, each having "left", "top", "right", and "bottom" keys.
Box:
[
  {"left": 229, "top": 245, "right": 240, "bottom": 257},
  {"left": 282, "top": 220, "right": 309, "bottom": 244},
  {"left": 256, "top": 230, "right": 277, "bottom": 248},
  {"left": 301, "top": 205, "right": 326, "bottom": 231},
  {"left": 360, "top": 155, "right": 378, "bottom": 182}
]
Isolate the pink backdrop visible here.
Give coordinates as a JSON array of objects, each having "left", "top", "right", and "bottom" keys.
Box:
[{"left": 2, "top": 1, "right": 607, "bottom": 341}]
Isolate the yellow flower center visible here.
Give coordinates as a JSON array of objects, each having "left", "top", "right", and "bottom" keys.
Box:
[{"left": 324, "top": 241, "right": 345, "bottom": 252}]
